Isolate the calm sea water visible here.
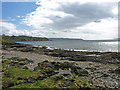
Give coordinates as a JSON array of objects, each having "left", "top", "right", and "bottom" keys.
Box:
[{"left": 18, "top": 39, "right": 119, "bottom": 52}]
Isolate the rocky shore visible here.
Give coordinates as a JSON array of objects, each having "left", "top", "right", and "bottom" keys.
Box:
[{"left": 1, "top": 42, "right": 120, "bottom": 89}]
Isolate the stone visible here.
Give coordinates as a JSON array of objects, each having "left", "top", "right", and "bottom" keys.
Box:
[
  {"left": 27, "top": 77, "right": 36, "bottom": 83},
  {"left": 71, "top": 68, "right": 88, "bottom": 76}
]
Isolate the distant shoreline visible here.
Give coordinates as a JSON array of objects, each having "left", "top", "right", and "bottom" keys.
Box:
[{"left": 17, "top": 41, "right": 119, "bottom": 53}]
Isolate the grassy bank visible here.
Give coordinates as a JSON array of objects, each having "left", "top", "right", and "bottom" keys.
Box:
[{"left": 1, "top": 35, "right": 49, "bottom": 43}]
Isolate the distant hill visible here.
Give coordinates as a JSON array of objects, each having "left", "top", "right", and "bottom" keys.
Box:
[
  {"left": 114, "top": 38, "right": 120, "bottom": 41},
  {"left": 49, "top": 38, "right": 83, "bottom": 40},
  {"left": 1, "top": 35, "right": 49, "bottom": 43}
]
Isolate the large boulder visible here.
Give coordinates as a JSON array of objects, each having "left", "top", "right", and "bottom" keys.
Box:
[{"left": 71, "top": 68, "right": 89, "bottom": 76}]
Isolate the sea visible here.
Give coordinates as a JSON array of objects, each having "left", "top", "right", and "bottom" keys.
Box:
[{"left": 18, "top": 38, "right": 119, "bottom": 52}]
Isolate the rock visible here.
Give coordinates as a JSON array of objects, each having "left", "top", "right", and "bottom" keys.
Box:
[
  {"left": 22, "top": 66, "right": 28, "bottom": 69},
  {"left": 62, "top": 74, "right": 71, "bottom": 77},
  {"left": 53, "top": 75, "right": 63, "bottom": 81},
  {"left": 102, "top": 74, "right": 109, "bottom": 77},
  {"left": 110, "top": 67, "right": 120, "bottom": 74},
  {"left": 60, "top": 62, "right": 71, "bottom": 69},
  {"left": 36, "top": 76, "right": 44, "bottom": 80},
  {"left": 71, "top": 68, "right": 88, "bottom": 76},
  {"left": 2, "top": 81, "right": 14, "bottom": 89},
  {"left": 27, "top": 77, "right": 36, "bottom": 83},
  {"left": 114, "top": 68, "right": 120, "bottom": 74},
  {"left": 43, "top": 60, "right": 49, "bottom": 63},
  {"left": 51, "top": 62, "right": 56, "bottom": 65}
]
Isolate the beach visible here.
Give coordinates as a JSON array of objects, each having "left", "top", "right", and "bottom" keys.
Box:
[{"left": 1, "top": 42, "right": 120, "bottom": 89}]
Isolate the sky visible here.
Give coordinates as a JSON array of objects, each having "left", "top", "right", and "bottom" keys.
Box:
[{"left": 0, "top": 0, "right": 118, "bottom": 40}]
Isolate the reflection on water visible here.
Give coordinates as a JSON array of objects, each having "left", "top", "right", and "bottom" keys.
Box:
[
  {"left": 18, "top": 39, "right": 119, "bottom": 52},
  {"left": 100, "top": 42, "right": 118, "bottom": 45}
]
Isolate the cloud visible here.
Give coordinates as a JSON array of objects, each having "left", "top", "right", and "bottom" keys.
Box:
[
  {"left": 17, "top": 16, "right": 25, "bottom": 18},
  {"left": 17, "top": 16, "right": 21, "bottom": 18},
  {"left": 2, "top": 0, "right": 37, "bottom": 2},
  {"left": 21, "top": 0, "right": 118, "bottom": 40},
  {"left": 0, "top": 22, "right": 28, "bottom": 36},
  {"left": 43, "top": 18, "right": 117, "bottom": 40},
  {"left": 23, "top": 0, "right": 117, "bottom": 29},
  {"left": 2, "top": 0, "right": 117, "bottom": 40},
  {"left": 74, "top": 18, "right": 118, "bottom": 40},
  {"left": 0, "top": 22, "right": 46, "bottom": 37},
  {"left": 0, "top": 20, "right": 8, "bottom": 22},
  {"left": 8, "top": 17, "right": 16, "bottom": 21},
  {"left": 0, "top": 17, "right": 16, "bottom": 22}
]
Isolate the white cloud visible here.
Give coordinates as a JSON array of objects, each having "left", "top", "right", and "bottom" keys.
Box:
[
  {"left": 2, "top": 0, "right": 37, "bottom": 2},
  {"left": 0, "top": 22, "right": 46, "bottom": 37},
  {"left": 22, "top": 0, "right": 117, "bottom": 40},
  {"left": 0, "top": 17, "right": 16, "bottom": 22},
  {"left": 10, "top": 0, "right": 118, "bottom": 40},
  {"left": 17, "top": 16, "right": 21, "bottom": 18},
  {"left": 0, "top": 20, "right": 8, "bottom": 22},
  {"left": 112, "top": 7, "right": 118, "bottom": 15},
  {"left": 23, "top": 0, "right": 117, "bottom": 29},
  {"left": 8, "top": 17, "right": 16, "bottom": 21},
  {"left": 43, "top": 18, "right": 117, "bottom": 40},
  {"left": 74, "top": 18, "right": 118, "bottom": 40}
]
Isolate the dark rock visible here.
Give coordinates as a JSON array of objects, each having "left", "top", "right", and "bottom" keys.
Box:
[
  {"left": 27, "top": 77, "right": 36, "bottom": 83},
  {"left": 43, "top": 60, "right": 49, "bottom": 63},
  {"left": 102, "top": 74, "right": 109, "bottom": 77},
  {"left": 53, "top": 75, "right": 63, "bottom": 81},
  {"left": 62, "top": 73, "right": 71, "bottom": 77},
  {"left": 2, "top": 81, "right": 14, "bottom": 89},
  {"left": 69, "top": 79, "right": 74, "bottom": 82},
  {"left": 71, "top": 68, "right": 88, "bottom": 76},
  {"left": 51, "top": 62, "right": 56, "bottom": 65},
  {"left": 114, "top": 67, "right": 120, "bottom": 74},
  {"left": 60, "top": 62, "right": 71, "bottom": 69},
  {"left": 22, "top": 66, "right": 28, "bottom": 69},
  {"left": 36, "top": 76, "right": 44, "bottom": 80},
  {"left": 110, "top": 67, "right": 120, "bottom": 74},
  {"left": 17, "top": 78, "right": 23, "bottom": 80}
]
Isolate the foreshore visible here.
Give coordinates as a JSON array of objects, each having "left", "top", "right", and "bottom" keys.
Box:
[{"left": 1, "top": 42, "right": 120, "bottom": 89}]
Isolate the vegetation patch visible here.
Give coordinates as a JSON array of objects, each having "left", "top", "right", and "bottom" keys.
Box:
[
  {"left": 4, "top": 67, "right": 43, "bottom": 80},
  {"left": 10, "top": 76, "right": 65, "bottom": 88},
  {"left": 1, "top": 35, "right": 49, "bottom": 42},
  {"left": 2, "top": 76, "right": 24, "bottom": 89},
  {"left": 2, "top": 57, "right": 95, "bottom": 89},
  {"left": 2, "top": 57, "right": 33, "bottom": 68},
  {"left": 69, "top": 77, "right": 94, "bottom": 88},
  {"left": 10, "top": 76, "right": 95, "bottom": 89}
]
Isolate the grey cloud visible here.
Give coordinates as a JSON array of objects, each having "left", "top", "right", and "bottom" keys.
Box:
[
  {"left": 81, "top": 30, "right": 100, "bottom": 34},
  {"left": 2, "top": 27, "right": 10, "bottom": 34},
  {"left": 48, "top": 2, "right": 116, "bottom": 30}
]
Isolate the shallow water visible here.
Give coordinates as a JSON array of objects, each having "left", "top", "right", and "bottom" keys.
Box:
[{"left": 18, "top": 39, "right": 119, "bottom": 52}]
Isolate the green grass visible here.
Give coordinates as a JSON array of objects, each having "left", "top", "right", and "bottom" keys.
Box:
[
  {"left": 2, "top": 76, "right": 24, "bottom": 88},
  {"left": 10, "top": 76, "right": 95, "bottom": 89},
  {"left": 10, "top": 83, "right": 33, "bottom": 88},
  {"left": 10, "top": 76, "right": 65, "bottom": 88},
  {"left": 33, "top": 76, "right": 65, "bottom": 88},
  {"left": 69, "top": 77, "right": 95, "bottom": 88},
  {"left": 1, "top": 39, "right": 14, "bottom": 45},
  {"left": 4, "top": 67, "right": 43, "bottom": 80},
  {"left": 2, "top": 58, "right": 95, "bottom": 89},
  {"left": 2, "top": 57, "right": 33, "bottom": 70}
]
